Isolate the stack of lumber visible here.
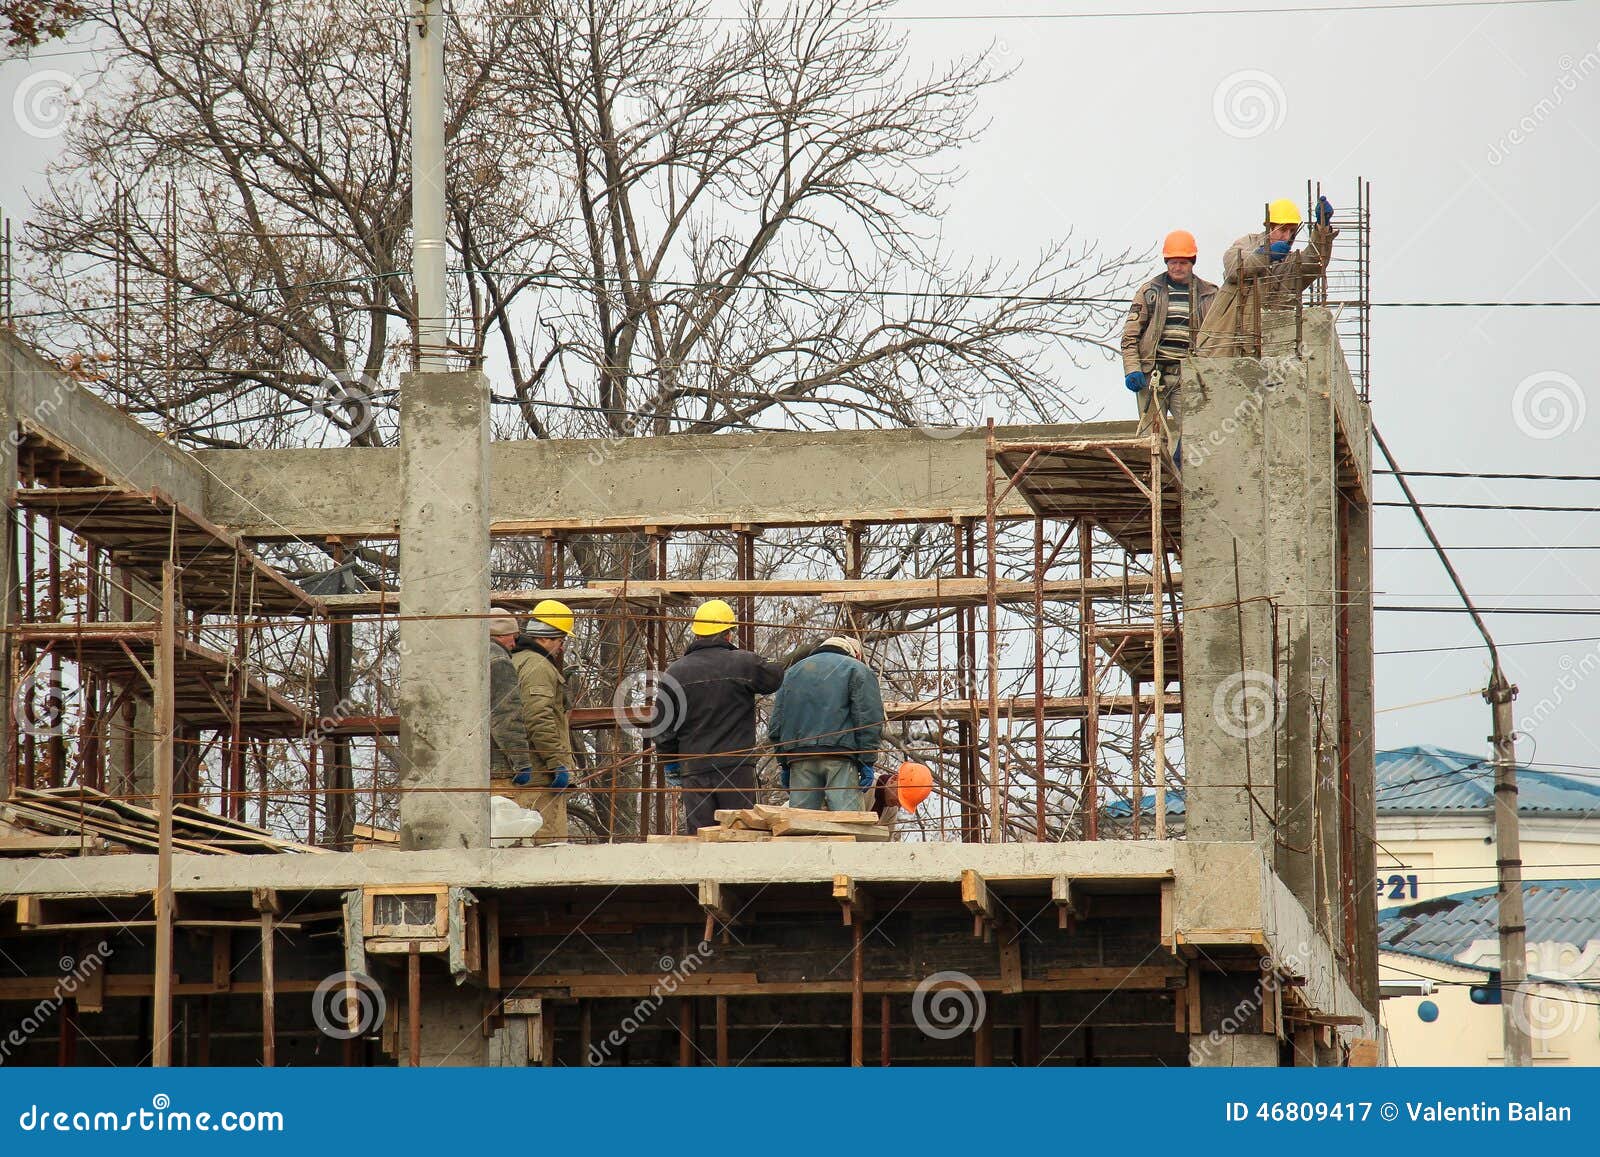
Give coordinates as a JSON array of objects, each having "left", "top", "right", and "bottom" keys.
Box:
[
  {"left": 0, "top": 786, "right": 328, "bottom": 855},
  {"left": 648, "top": 804, "right": 890, "bottom": 844}
]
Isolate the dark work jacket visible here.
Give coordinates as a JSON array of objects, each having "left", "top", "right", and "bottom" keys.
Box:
[
  {"left": 654, "top": 637, "right": 786, "bottom": 776},
  {"left": 767, "top": 648, "right": 885, "bottom": 762}
]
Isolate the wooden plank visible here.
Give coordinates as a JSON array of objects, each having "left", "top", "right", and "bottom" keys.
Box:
[
  {"left": 833, "top": 874, "right": 873, "bottom": 925},
  {"left": 697, "top": 827, "right": 769, "bottom": 843},
  {"left": 999, "top": 921, "right": 1024, "bottom": 994},
  {"left": 767, "top": 816, "right": 889, "bottom": 840},
  {"left": 76, "top": 938, "right": 105, "bottom": 1014},
  {"left": 259, "top": 910, "right": 276, "bottom": 1068},
  {"left": 753, "top": 804, "right": 878, "bottom": 825},
  {"left": 1159, "top": 879, "right": 1175, "bottom": 950}
]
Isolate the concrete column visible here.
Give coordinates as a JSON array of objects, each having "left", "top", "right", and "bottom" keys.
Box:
[
  {"left": 398, "top": 370, "right": 490, "bottom": 850},
  {"left": 1182, "top": 312, "right": 1352, "bottom": 930},
  {"left": 0, "top": 353, "right": 14, "bottom": 800}
]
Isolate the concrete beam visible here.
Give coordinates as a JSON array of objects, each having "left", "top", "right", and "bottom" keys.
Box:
[
  {"left": 194, "top": 421, "right": 1135, "bottom": 539},
  {"left": 0, "top": 333, "right": 206, "bottom": 508}
]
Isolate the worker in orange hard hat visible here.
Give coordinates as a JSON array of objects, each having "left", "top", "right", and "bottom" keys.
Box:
[
  {"left": 865, "top": 760, "right": 935, "bottom": 836},
  {"left": 1121, "top": 229, "right": 1218, "bottom": 445},
  {"left": 1195, "top": 195, "right": 1337, "bottom": 358}
]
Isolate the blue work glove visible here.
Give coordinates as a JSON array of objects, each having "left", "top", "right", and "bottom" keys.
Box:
[
  {"left": 1268, "top": 240, "right": 1291, "bottom": 261},
  {"left": 1314, "top": 195, "right": 1334, "bottom": 226},
  {"left": 857, "top": 763, "right": 875, "bottom": 790},
  {"left": 1124, "top": 371, "right": 1147, "bottom": 393},
  {"left": 550, "top": 767, "right": 571, "bottom": 790},
  {"left": 779, "top": 761, "right": 791, "bottom": 790},
  {"left": 663, "top": 761, "right": 682, "bottom": 787},
  {"left": 511, "top": 766, "right": 534, "bottom": 786}
]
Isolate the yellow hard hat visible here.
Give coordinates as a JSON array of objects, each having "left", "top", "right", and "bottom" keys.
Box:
[
  {"left": 528, "top": 598, "right": 575, "bottom": 637},
  {"left": 691, "top": 598, "right": 737, "bottom": 636},
  {"left": 1266, "top": 198, "right": 1302, "bottom": 226}
]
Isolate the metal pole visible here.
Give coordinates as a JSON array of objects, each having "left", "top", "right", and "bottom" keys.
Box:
[
  {"left": 983, "top": 421, "right": 1002, "bottom": 843},
  {"left": 409, "top": 0, "right": 448, "bottom": 371},
  {"left": 151, "top": 562, "right": 176, "bottom": 1066}
]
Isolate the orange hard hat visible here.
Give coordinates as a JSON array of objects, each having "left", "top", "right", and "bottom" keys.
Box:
[
  {"left": 894, "top": 761, "right": 933, "bottom": 811},
  {"left": 1161, "top": 230, "right": 1198, "bottom": 260}
]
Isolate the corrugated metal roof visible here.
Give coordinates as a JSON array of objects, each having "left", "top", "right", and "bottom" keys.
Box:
[
  {"left": 1376, "top": 745, "right": 1600, "bottom": 815},
  {"left": 1379, "top": 879, "right": 1600, "bottom": 964}
]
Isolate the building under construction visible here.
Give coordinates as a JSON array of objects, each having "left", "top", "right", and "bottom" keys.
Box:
[{"left": 0, "top": 260, "right": 1383, "bottom": 1064}]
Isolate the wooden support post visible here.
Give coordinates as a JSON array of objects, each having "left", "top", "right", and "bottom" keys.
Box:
[
  {"left": 151, "top": 561, "right": 176, "bottom": 1068},
  {"left": 483, "top": 898, "right": 501, "bottom": 990},
  {"left": 1020, "top": 993, "right": 1041, "bottom": 1066},
  {"left": 999, "top": 919, "right": 1023, "bottom": 994},
  {"left": 961, "top": 869, "right": 994, "bottom": 940},
  {"left": 974, "top": 1012, "right": 993, "bottom": 1066},
  {"left": 579, "top": 1000, "right": 592, "bottom": 1066},
  {"left": 851, "top": 918, "right": 865, "bottom": 1067},
  {"left": 1032, "top": 517, "right": 1046, "bottom": 841},
  {"left": 211, "top": 930, "right": 231, "bottom": 993},
  {"left": 715, "top": 995, "right": 729, "bottom": 1066},
  {"left": 254, "top": 888, "right": 280, "bottom": 1067},
  {"left": 408, "top": 942, "right": 422, "bottom": 1067},
  {"left": 1052, "top": 875, "right": 1078, "bottom": 932},
  {"left": 880, "top": 994, "right": 892, "bottom": 1067},
  {"left": 832, "top": 874, "right": 873, "bottom": 926},
  {"left": 678, "top": 997, "right": 696, "bottom": 1066},
  {"left": 1077, "top": 519, "right": 1098, "bottom": 840}
]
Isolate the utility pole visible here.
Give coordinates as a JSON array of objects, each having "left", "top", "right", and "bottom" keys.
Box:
[
  {"left": 1375, "top": 428, "right": 1529, "bottom": 1066},
  {"left": 1487, "top": 667, "right": 1530, "bottom": 1065},
  {"left": 409, "top": 0, "right": 448, "bottom": 372}
]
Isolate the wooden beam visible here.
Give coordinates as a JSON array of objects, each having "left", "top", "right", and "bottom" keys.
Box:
[
  {"left": 211, "top": 931, "right": 231, "bottom": 994},
  {"left": 1052, "top": 875, "right": 1078, "bottom": 931},
  {"left": 833, "top": 874, "right": 874, "bottom": 926},
  {"left": 961, "top": 869, "right": 994, "bottom": 924},
  {"left": 407, "top": 942, "right": 421, "bottom": 1067},
  {"left": 697, "top": 881, "right": 739, "bottom": 926},
  {"left": 259, "top": 909, "right": 276, "bottom": 1068}
]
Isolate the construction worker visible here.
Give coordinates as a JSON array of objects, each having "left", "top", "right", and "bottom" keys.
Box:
[
  {"left": 1196, "top": 195, "right": 1337, "bottom": 358},
  {"left": 768, "top": 635, "right": 885, "bottom": 812},
  {"left": 487, "top": 606, "right": 536, "bottom": 787},
  {"left": 1121, "top": 229, "right": 1218, "bottom": 439},
  {"left": 865, "top": 760, "right": 934, "bottom": 836},
  {"left": 654, "top": 599, "right": 788, "bottom": 834},
  {"left": 505, "top": 599, "right": 577, "bottom": 843}
]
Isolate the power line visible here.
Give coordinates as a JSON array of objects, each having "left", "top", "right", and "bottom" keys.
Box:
[
  {"left": 1377, "top": 470, "right": 1600, "bottom": 482},
  {"left": 1375, "top": 501, "right": 1600, "bottom": 513},
  {"left": 1378, "top": 605, "right": 1600, "bottom": 616},
  {"left": 1376, "top": 634, "right": 1600, "bottom": 656}
]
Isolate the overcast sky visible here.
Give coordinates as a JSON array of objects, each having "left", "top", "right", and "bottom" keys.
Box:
[{"left": 1, "top": 0, "right": 1596, "bottom": 776}]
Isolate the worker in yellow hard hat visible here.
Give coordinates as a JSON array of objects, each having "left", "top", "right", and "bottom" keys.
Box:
[
  {"left": 653, "top": 599, "right": 790, "bottom": 833},
  {"left": 1196, "top": 194, "right": 1338, "bottom": 358},
  {"left": 1121, "top": 228, "right": 1219, "bottom": 441},
  {"left": 499, "top": 598, "right": 578, "bottom": 843}
]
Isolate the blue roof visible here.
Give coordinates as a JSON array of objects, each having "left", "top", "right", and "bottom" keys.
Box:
[
  {"left": 1379, "top": 879, "right": 1600, "bottom": 969},
  {"left": 1104, "top": 789, "right": 1186, "bottom": 818},
  {"left": 1376, "top": 745, "right": 1600, "bottom": 816}
]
